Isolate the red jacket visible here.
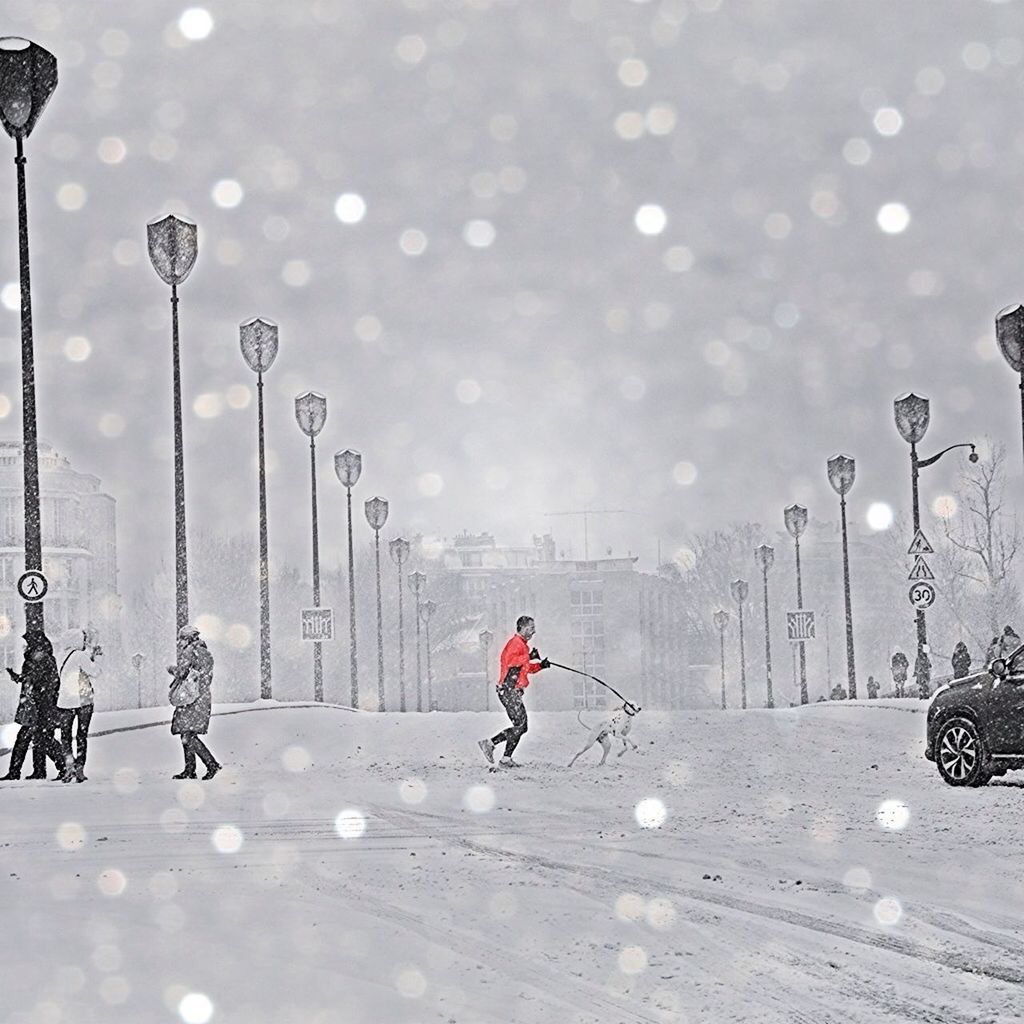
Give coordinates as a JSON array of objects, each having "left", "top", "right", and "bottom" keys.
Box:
[{"left": 498, "top": 633, "right": 542, "bottom": 690}]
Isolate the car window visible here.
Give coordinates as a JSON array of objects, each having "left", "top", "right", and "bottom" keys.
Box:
[{"left": 1009, "top": 644, "right": 1024, "bottom": 673}]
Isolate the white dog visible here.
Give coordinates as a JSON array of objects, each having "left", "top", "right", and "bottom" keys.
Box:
[{"left": 567, "top": 702, "right": 641, "bottom": 766}]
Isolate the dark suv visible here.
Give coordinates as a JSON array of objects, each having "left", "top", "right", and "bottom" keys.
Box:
[{"left": 926, "top": 647, "right": 1024, "bottom": 786}]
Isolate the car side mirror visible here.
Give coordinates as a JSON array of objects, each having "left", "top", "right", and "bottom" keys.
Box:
[{"left": 990, "top": 658, "right": 1008, "bottom": 679}]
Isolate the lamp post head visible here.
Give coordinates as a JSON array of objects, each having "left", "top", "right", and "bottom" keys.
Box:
[
  {"left": 365, "top": 496, "right": 389, "bottom": 531},
  {"left": 827, "top": 453, "right": 856, "bottom": 496},
  {"left": 294, "top": 391, "right": 327, "bottom": 437},
  {"left": 131, "top": 652, "right": 145, "bottom": 670},
  {"left": 408, "top": 570, "right": 426, "bottom": 596},
  {"left": 996, "top": 303, "right": 1024, "bottom": 374},
  {"left": 968, "top": 446, "right": 979, "bottom": 464},
  {"left": 713, "top": 609, "right": 730, "bottom": 632},
  {"left": 0, "top": 38, "right": 57, "bottom": 140},
  {"left": 389, "top": 537, "right": 410, "bottom": 564},
  {"left": 754, "top": 543, "right": 774, "bottom": 572},
  {"left": 730, "top": 579, "right": 749, "bottom": 604},
  {"left": 240, "top": 317, "right": 279, "bottom": 374},
  {"left": 147, "top": 214, "right": 198, "bottom": 286},
  {"left": 479, "top": 628, "right": 493, "bottom": 648},
  {"left": 420, "top": 599, "right": 437, "bottom": 623},
  {"left": 334, "top": 449, "right": 362, "bottom": 488},
  {"left": 893, "top": 392, "right": 930, "bottom": 445},
  {"left": 783, "top": 503, "right": 808, "bottom": 539}
]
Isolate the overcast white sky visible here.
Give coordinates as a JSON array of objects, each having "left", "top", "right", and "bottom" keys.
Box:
[{"left": 1, "top": 0, "right": 1023, "bottom": 598}]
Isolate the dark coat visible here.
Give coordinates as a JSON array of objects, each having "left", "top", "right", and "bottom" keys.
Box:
[
  {"left": 951, "top": 643, "right": 972, "bottom": 680},
  {"left": 168, "top": 638, "right": 213, "bottom": 735},
  {"left": 14, "top": 637, "right": 60, "bottom": 726}
]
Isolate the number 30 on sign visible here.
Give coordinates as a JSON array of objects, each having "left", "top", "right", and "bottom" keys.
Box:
[{"left": 909, "top": 581, "right": 935, "bottom": 610}]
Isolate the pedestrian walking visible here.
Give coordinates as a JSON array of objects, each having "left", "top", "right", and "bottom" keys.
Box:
[
  {"left": 951, "top": 641, "right": 971, "bottom": 680},
  {"left": 55, "top": 628, "right": 103, "bottom": 783},
  {"left": 167, "top": 624, "right": 221, "bottom": 780},
  {"left": 2, "top": 631, "right": 71, "bottom": 782},
  {"left": 866, "top": 675, "right": 879, "bottom": 699},
  {"left": 477, "top": 615, "right": 549, "bottom": 767}
]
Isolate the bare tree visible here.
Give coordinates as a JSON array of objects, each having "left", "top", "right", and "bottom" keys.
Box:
[{"left": 941, "top": 441, "right": 1023, "bottom": 643}]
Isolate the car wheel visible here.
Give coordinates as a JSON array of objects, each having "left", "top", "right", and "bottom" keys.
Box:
[{"left": 936, "top": 717, "right": 991, "bottom": 787}]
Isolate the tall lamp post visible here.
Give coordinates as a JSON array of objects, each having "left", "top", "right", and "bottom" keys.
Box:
[
  {"left": 409, "top": 570, "right": 426, "bottom": 711},
  {"left": 295, "top": 391, "right": 327, "bottom": 702},
  {"left": 335, "top": 450, "right": 362, "bottom": 708},
  {"left": 0, "top": 39, "right": 56, "bottom": 635},
  {"left": 729, "top": 580, "right": 749, "bottom": 709},
  {"left": 480, "top": 628, "right": 493, "bottom": 710},
  {"left": 893, "top": 393, "right": 977, "bottom": 688},
  {"left": 365, "top": 496, "right": 389, "bottom": 712},
  {"left": 421, "top": 599, "right": 437, "bottom": 711},
  {"left": 240, "top": 317, "right": 278, "bottom": 700},
  {"left": 996, "top": 304, "right": 1024, "bottom": 473},
  {"left": 713, "top": 609, "right": 729, "bottom": 709},
  {"left": 132, "top": 652, "right": 145, "bottom": 709},
  {"left": 754, "top": 544, "right": 774, "bottom": 708},
  {"left": 389, "top": 537, "right": 410, "bottom": 711},
  {"left": 784, "top": 503, "right": 809, "bottom": 705},
  {"left": 827, "top": 454, "right": 857, "bottom": 699},
  {"left": 147, "top": 213, "right": 198, "bottom": 636}
]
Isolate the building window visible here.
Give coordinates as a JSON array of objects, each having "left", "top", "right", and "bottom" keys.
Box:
[
  {"left": 571, "top": 585, "right": 605, "bottom": 709},
  {"left": 0, "top": 497, "right": 17, "bottom": 544}
]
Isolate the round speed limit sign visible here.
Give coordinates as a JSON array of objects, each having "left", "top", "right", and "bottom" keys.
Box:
[{"left": 909, "top": 581, "right": 936, "bottom": 610}]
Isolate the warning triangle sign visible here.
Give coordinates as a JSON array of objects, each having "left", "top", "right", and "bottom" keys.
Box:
[
  {"left": 908, "top": 555, "right": 935, "bottom": 581},
  {"left": 908, "top": 529, "right": 934, "bottom": 556}
]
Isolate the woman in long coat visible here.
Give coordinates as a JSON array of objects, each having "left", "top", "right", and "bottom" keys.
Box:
[
  {"left": 2, "top": 631, "right": 70, "bottom": 781},
  {"left": 167, "top": 624, "right": 221, "bottom": 780}
]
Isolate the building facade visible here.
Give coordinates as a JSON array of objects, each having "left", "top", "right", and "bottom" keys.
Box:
[
  {"left": 0, "top": 442, "right": 120, "bottom": 722},
  {"left": 428, "top": 532, "right": 692, "bottom": 712}
]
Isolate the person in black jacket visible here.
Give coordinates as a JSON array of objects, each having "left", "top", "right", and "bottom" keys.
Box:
[
  {"left": 951, "top": 642, "right": 972, "bottom": 680},
  {"left": 2, "top": 631, "right": 71, "bottom": 782}
]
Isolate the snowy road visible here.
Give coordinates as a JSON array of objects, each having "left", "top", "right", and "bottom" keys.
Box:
[{"left": 3, "top": 700, "right": 1023, "bottom": 1023}]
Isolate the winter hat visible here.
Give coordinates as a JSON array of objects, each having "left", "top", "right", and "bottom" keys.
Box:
[{"left": 178, "top": 624, "right": 200, "bottom": 640}]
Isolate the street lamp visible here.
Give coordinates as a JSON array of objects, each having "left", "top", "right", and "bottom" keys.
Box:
[
  {"left": 240, "top": 317, "right": 278, "bottom": 700},
  {"left": 408, "top": 569, "right": 426, "bottom": 711},
  {"left": 365, "top": 496, "right": 389, "bottom": 712},
  {"left": 335, "top": 449, "right": 362, "bottom": 708},
  {"left": 132, "top": 652, "right": 145, "bottom": 709},
  {"left": 729, "top": 580, "right": 749, "bottom": 709},
  {"left": 827, "top": 454, "right": 858, "bottom": 700},
  {"left": 480, "top": 628, "right": 494, "bottom": 710},
  {"left": 784, "top": 503, "right": 809, "bottom": 705},
  {"left": 421, "top": 599, "right": 437, "bottom": 711},
  {"left": 389, "top": 537, "right": 411, "bottom": 711},
  {"left": 295, "top": 391, "right": 327, "bottom": 702},
  {"left": 0, "top": 39, "right": 56, "bottom": 635},
  {"left": 713, "top": 609, "right": 729, "bottom": 710},
  {"left": 754, "top": 544, "right": 774, "bottom": 708},
  {"left": 893, "top": 393, "right": 977, "bottom": 689},
  {"left": 996, "top": 303, "right": 1024, "bottom": 472},
  {"left": 147, "top": 212, "right": 198, "bottom": 636}
]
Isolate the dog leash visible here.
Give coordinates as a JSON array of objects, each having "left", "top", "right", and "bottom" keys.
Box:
[{"left": 546, "top": 661, "right": 640, "bottom": 712}]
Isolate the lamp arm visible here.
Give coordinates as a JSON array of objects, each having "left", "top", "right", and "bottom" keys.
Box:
[{"left": 918, "top": 442, "right": 975, "bottom": 469}]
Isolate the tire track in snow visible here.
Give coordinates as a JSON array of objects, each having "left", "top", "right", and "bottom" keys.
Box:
[{"left": 374, "top": 804, "right": 1024, "bottom": 990}]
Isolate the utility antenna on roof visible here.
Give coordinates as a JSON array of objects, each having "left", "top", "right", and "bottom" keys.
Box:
[{"left": 542, "top": 508, "right": 636, "bottom": 561}]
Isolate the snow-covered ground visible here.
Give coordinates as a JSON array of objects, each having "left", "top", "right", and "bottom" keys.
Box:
[{"left": 2, "top": 699, "right": 1022, "bottom": 1024}]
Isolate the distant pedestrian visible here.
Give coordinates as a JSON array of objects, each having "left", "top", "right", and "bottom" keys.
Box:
[
  {"left": 866, "top": 675, "right": 879, "bottom": 699},
  {"left": 1001, "top": 625, "right": 1021, "bottom": 657},
  {"left": 914, "top": 649, "right": 932, "bottom": 699},
  {"left": 477, "top": 615, "right": 549, "bottom": 768},
  {"left": 829, "top": 683, "right": 847, "bottom": 700},
  {"left": 951, "top": 642, "right": 971, "bottom": 680},
  {"left": 2, "top": 631, "right": 71, "bottom": 782},
  {"left": 56, "top": 628, "right": 103, "bottom": 783},
  {"left": 167, "top": 624, "right": 221, "bottom": 780},
  {"left": 890, "top": 651, "right": 909, "bottom": 698}
]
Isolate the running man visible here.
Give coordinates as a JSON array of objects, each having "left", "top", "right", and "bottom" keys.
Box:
[{"left": 478, "top": 615, "right": 549, "bottom": 767}]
